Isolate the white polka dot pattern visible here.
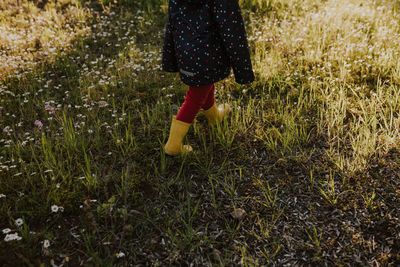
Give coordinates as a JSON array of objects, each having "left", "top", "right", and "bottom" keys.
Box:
[{"left": 162, "top": 0, "right": 255, "bottom": 86}]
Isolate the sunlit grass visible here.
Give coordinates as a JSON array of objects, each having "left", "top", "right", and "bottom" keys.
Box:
[
  {"left": 0, "top": 0, "right": 93, "bottom": 79},
  {"left": 244, "top": 0, "right": 400, "bottom": 171}
]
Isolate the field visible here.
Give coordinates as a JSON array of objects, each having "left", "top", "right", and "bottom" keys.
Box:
[{"left": 1, "top": 0, "right": 400, "bottom": 265}]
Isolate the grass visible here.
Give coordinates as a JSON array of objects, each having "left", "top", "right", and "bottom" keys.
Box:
[{"left": 1, "top": 0, "right": 400, "bottom": 265}]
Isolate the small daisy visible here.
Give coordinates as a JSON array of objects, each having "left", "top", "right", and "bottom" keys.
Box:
[
  {"left": 4, "top": 233, "right": 21, "bottom": 241},
  {"left": 14, "top": 234, "right": 22, "bottom": 241},
  {"left": 15, "top": 218, "right": 23, "bottom": 227},
  {"left": 51, "top": 205, "right": 59, "bottom": 213},
  {"left": 2, "top": 228, "right": 11, "bottom": 234},
  {"left": 43, "top": 239, "right": 50, "bottom": 249},
  {"left": 116, "top": 252, "right": 125, "bottom": 258},
  {"left": 4, "top": 234, "right": 13, "bottom": 242}
]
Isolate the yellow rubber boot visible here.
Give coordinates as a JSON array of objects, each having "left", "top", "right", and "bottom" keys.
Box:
[
  {"left": 164, "top": 116, "right": 193, "bottom": 156},
  {"left": 202, "top": 103, "right": 231, "bottom": 125}
]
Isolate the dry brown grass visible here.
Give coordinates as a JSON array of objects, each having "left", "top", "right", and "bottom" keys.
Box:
[
  {"left": 244, "top": 0, "right": 400, "bottom": 173},
  {"left": 0, "top": 0, "right": 92, "bottom": 78}
]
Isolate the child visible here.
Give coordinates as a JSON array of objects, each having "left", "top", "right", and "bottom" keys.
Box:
[{"left": 162, "top": 0, "right": 254, "bottom": 156}]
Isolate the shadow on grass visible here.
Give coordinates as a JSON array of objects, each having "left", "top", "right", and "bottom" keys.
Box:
[{"left": 0, "top": 1, "right": 179, "bottom": 265}]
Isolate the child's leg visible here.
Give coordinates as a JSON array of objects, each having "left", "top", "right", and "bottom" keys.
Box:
[
  {"left": 201, "top": 84, "right": 230, "bottom": 125},
  {"left": 202, "top": 83, "right": 215, "bottom": 110},
  {"left": 176, "top": 83, "right": 215, "bottom": 123}
]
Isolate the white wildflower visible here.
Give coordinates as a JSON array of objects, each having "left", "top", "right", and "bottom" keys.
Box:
[
  {"left": 4, "top": 233, "right": 22, "bottom": 242},
  {"left": 4, "top": 234, "right": 13, "bottom": 242},
  {"left": 43, "top": 239, "right": 50, "bottom": 249},
  {"left": 51, "top": 205, "right": 59, "bottom": 213},
  {"left": 116, "top": 252, "right": 125, "bottom": 258},
  {"left": 15, "top": 218, "right": 23, "bottom": 227},
  {"left": 2, "top": 228, "right": 11, "bottom": 234}
]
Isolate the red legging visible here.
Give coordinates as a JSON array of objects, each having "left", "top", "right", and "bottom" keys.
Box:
[{"left": 176, "top": 83, "right": 215, "bottom": 123}]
